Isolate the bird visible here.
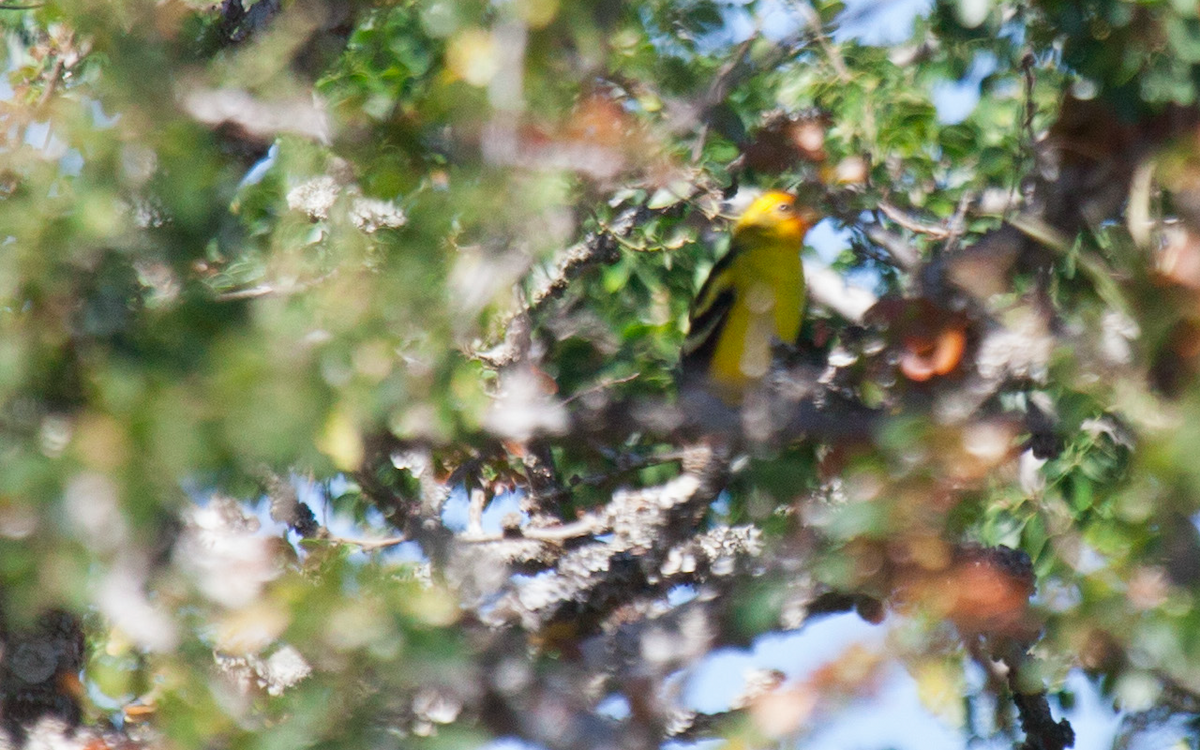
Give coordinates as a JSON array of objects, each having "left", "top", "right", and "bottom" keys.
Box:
[{"left": 681, "top": 190, "right": 817, "bottom": 400}]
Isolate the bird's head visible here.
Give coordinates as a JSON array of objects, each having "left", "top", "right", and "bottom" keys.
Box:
[{"left": 732, "top": 190, "right": 819, "bottom": 246}]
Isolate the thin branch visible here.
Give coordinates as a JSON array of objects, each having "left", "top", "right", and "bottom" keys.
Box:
[
  {"left": 966, "top": 637, "right": 1016, "bottom": 734},
  {"left": 942, "top": 190, "right": 975, "bottom": 255},
  {"left": 991, "top": 626, "right": 1074, "bottom": 750},
  {"left": 1009, "top": 213, "right": 1132, "bottom": 315},
  {"left": 458, "top": 515, "right": 610, "bottom": 545},
  {"left": 562, "top": 373, "right": 641, "bottom": 404},
  {"left": 355, "top": 443, "right": 456, "bottom": 568},
  {"left": 214, "top": 284, "right": 290, "bottom": 301},
  {"left": 562, "top": 448, "right": 687, "bottom": 492},
  {"left": 329, "top": 492, "right": 608, "bottom": 551},
  {"left": 213, "top": 269, "right": 338, "bottom": 301},
  {"left": 328, "top": 534, "right": 408, "bottom": 551},
  {"left": 703, "top": 35, "right": 757, "bottom": 108},
  {"left": 530, "top": 232, "right": 622, "bottom": 310},
  {"left": 477, "top": 195, "right": 678, "bottom": 369},
  {"left": 794, "top": 1, "right": 851, "bottom": 83},
  {"left": 878, "top": 201, "right": 953, "bottom": 239},
  {"left": 1021, "top": 51, "right": 1037, "bottom": 146},
  {"left": 690, "top": 122, "right": 709, "bottom": 163},
  {"left": 1152, "top": 671, "right": 1200, "bottom": 715},
  {"left": 475, "top": 229, "right": 621, "bottom": 369},
  {"left": 865, "top": 226, "right": 921, "bottom": 270},
  {"left": 689, "top": 33, "right": 757, "bottom": 156},
  {"left": 35, "top": 57, "right": 63, "bottom": 110},
  {"left": 1004, "top": 51, "right": 1038, "bottom": 221}
]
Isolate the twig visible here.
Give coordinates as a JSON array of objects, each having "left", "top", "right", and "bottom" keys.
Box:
[
  {"left": 1005, "top": 51, "right": 1038, "bottom": 221},
  {"left": 794, "top": 2, "right": 851, "bottom": 83},
  {"left": 477, "top": 194, "right": 686, "bottom": 369},
  {"left": 704, "top": 35, "right": 756, "bottom": 108},
  {"left": 690, "top": 34, "right": 757, "bottom": 156},
  {"left": 690, "top": 122, "right": 709, "bottom": 163},
  {"left": 942, "top": 190, "right": 975, "bottom": 255},
  {"left": 594, "top": 222, "right": 649, "bottom": 252},
  {"left": 355, "top": 443, "right": 456, "bottom": 569},
  {"left": 991, "top": 637, "right": 1074, "bottom": 750},
  {"left": 531, "top": 232, "right": 621, "bottom": 309},
  {"left": 565, "top": 448, "right": 687, "bottom": 490},
  {"left": 215, "top": 285, "right": 291, "bottom": 301},
  {"left": 1009, "top": 213, "right": 1132, "bottom": 316},
  {"left": 515, "top": 439, "right": 563, "bottom": 524},
  {"left": 878, "top": 201, "right": 952, "bottom": 239},
  {"left": 213, "top": 269, "right": 338, "bottom": 301},
  {"left": 35, "top": 57, "right": 63, "bottom": 111},
  {"left": 329, "top": 534, "right": 408, "bottom": 551},
  {"left": 865, "top": 226, "right": 921, "bottom": 270},
  {"left": 458, "top": 515, "right": 610, "bottom": 544},
  {"left": 1021, "top": 51, "right": 1037, "bottom": 146},
  {"left": 562, "top": 373, "right": 641, "bottom": 404},
  {"left": 475, "top": 230, "right": 621, "bottom": 369}
]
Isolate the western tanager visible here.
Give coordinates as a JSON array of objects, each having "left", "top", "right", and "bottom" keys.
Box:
[{"left": 681, "top": 190, "right": 817, "bottom": 398}]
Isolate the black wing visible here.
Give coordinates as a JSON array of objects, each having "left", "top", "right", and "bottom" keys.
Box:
[{"left": 680, "top": 248, "right": 738, "bottom": 372}]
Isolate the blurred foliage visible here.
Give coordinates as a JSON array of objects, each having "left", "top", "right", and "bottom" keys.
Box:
[{"left": 1, "top": 0, "right": 1200, "bottom": 748}]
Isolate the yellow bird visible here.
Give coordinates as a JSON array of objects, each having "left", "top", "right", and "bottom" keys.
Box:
[{"left": 681, "top": 190, "right": 817, "bottom": 398}]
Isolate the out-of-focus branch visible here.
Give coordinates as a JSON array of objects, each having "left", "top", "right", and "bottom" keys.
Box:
[
  {"left": 35, "top": 57, "right": 64, "bottom": 110},
  {"left": 261, "top": 470, "right": 321, "bottom": 538},
  {"left": 354, "top": 440, "right": 455, "bottom": 567},
  {"left": 561, "top": 448, "right": 685, "bottom": 490},
  {"left": 879, "top": 201, "right": 953, "bottom": 239},
  {"left": 949, "top": 545, "right": 1074, "bottom": 750},
  {"left": 691, "top": 35, "right": 757, "bottom": 159},
  {"left": 803, "top": 259, "right": 877, "bottom": 323},
  {"left": 791, "top": 0, "right": 852, "bottom": 83},
  {"left": 477, "top": 185, "right": 722, "bottom": 370},
  {"left": 183, "top": 88, "right": 332, "bottom": 144},
  {"left": 328, "top": 534, "right": 407, "bottom": 551},
  {"left": 481, "top": 442, "right": 730, "bottom": 631},
  {"left": 865, "top": 226, "right": 921, "bottom": 270},
  {"left": 471, "top": 524, "right": 812, "bottom": 749},
  {"left": 213, "top": 269, "right": 338, "bottom": 301},
  {"left": 940, "top": 97, "right": 1200, "bottom": 303},
  {"left": 689, "top": 28, "right": 816, "bottom": 134},
  {"left": 459, "top": 515, "right": 609, "bottom": 544},
  {"left": 475, "top": 227, "right": 622, "bottom": 369},
  {"left": 1004, "top": 660, "right": 1075, "bottom": 750},
  {"left": 516, "top": 439, "right": 565, "bottom": 525}
]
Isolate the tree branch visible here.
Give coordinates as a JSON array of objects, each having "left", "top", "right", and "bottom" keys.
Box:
[
  {"left": 475, "top": 228, "right": 621, "bottom": 369},
  {"left": 212, "top": 269, "right": 338, "bottom": 301},
  {"left": 879, "top": 201, "right": 953, "bottom": 239}
]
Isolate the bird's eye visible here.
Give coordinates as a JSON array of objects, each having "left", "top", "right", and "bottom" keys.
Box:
[{"left": 775, "top": 203, "right": 794, "bottom": 214}]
